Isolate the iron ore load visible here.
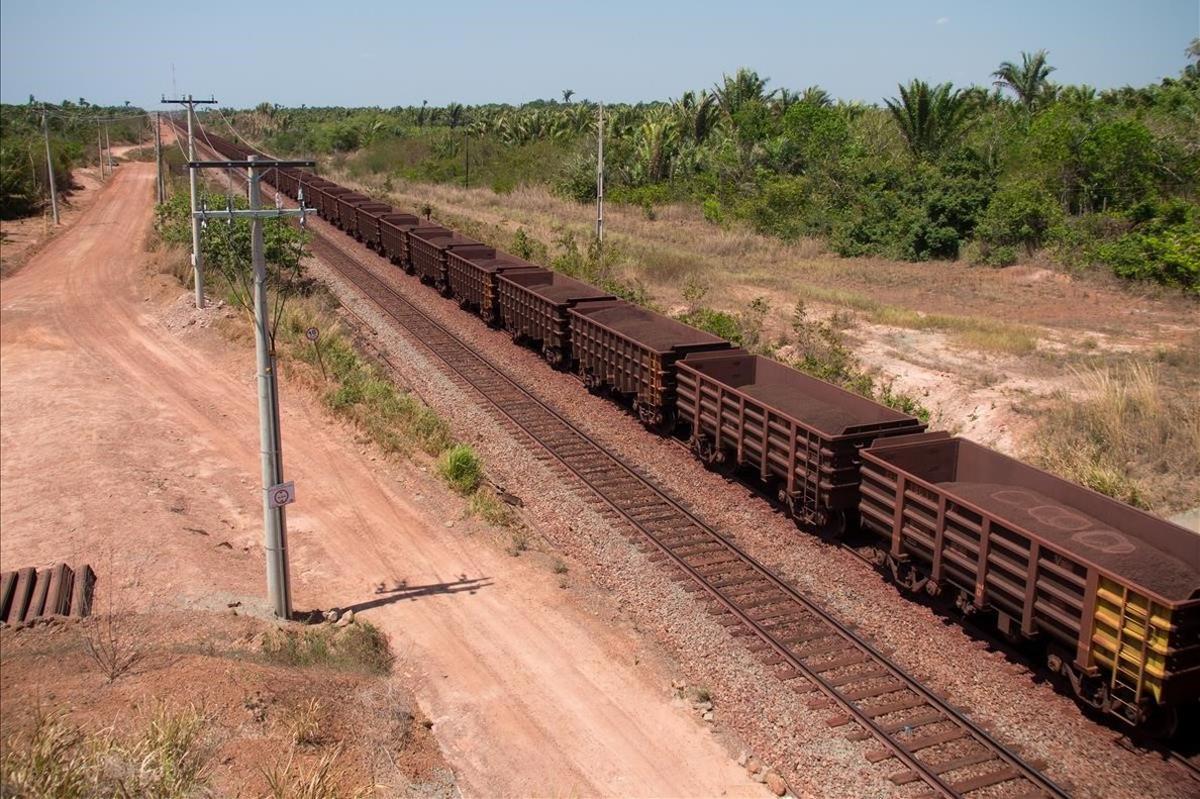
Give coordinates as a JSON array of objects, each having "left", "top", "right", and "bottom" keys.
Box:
[{"left": 195, "top": 128, "right": 1200, "bottom": 732}]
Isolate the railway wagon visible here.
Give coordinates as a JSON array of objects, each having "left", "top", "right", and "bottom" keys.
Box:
[
  {"left": 377, "top": 213, "right": 424, "bottom": 265},
  {"left": 313, "top": 184, "right": 353, "bottom": 219},
  {"left": 569, "top": 301, "right": 734, "bottom": 429},
  {"left": 858, "top": 433, "right": 1200, "bottom": 727},
  {"left": 352, "top": 202, "right": 394, "bottom": 244},
  {"left": 676, "top": 351, "right": 926, "bottom": 533},
  {"left": 445, "top": 251, "right": 542, "bottom": 324},
  {"left": 408, "top": 227, "right": 488, "bottom": 291},
  {"left": 332, "top": 193, "right": 374, "bottom": 232},
  {"left": 496, "top": 270, "right": 615, "bottom": 364},
  {"left": 295, "top": 175, "right": 332, "bottom": 208}
]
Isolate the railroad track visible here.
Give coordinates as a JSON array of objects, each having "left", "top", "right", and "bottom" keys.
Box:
[
  {"left": 186, "top": 134, "right": 1066, "bottom": 798},
  {"left": 306, "top": 232, "right": 1067, "bottom": 799}
]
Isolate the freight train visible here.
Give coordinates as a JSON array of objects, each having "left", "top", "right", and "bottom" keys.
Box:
[{"left": 189, "top": 126, "right": 1199, "bottom": 733}]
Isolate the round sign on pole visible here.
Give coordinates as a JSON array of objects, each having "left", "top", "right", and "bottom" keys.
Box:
[{"left": 305, "top": 327, "right": 319, "bottom": 342}]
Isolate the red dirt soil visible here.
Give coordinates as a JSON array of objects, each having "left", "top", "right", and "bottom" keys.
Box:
[{"left": 0, "top": 163, "right": 764, "bottom": 797}]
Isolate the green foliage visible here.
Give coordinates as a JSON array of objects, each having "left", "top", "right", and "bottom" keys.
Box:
[
  {"left": 1, "top": 101, "right": 145, "bottom": 219},
  {"left": 884, "top": 80, "right": 972, "bottom": 159},
  {"left": 438, "top": 444, "right": 483, "bottom": 495},
  {"left": 238, "top": 54, "right": 1200, "bottom": 292},
  {"left": 975, "top": 180, "right": 1062, "bottom": 251},
  {"left": 1091, "top": 201, "right": 1199, "bottom": 293}
]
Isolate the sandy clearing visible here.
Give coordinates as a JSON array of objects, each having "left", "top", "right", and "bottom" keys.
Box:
[{"left": 0, "top": 163, "right": 764, "bottom": 798}]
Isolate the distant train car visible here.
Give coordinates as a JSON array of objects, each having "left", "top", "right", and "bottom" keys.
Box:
[
  {"left": 496, "top": 271, "right": 614, "bottom": 366},
  {"left": 445, "top": 251, "right": 542, "bottom": 325},
  {"left": 569, "top": 300, "right": 733, "bottom": 430}
]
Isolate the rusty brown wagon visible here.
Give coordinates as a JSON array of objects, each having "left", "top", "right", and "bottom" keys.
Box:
[
  {"left": 352, "top": 202, "right": 393, "bottom": 245},
  {"left": 445, "top": 251, "right": 543, "bottom": 323},
  {"left": 858, "top": 432, "right": 1200, "bottom": 729},
  {"left": 676, "top": 351, "right": 926, "bottom": 534},
  {"left": 377, "top": 213, "right": 424, "bottom": 266},
  {"left": 569, "top": 300, "right": 734, "bottom": 430},
  {"left": 408, "top": 227, "right": 490, "bottom": 294},
  {"left": 496, "top": 270, "right": 614, "bottom": 365}
]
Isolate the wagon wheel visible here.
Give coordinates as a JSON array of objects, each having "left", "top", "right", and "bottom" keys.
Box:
[
  {"left": 543, "top": 346, "right": 566, "bottom": 370},
  {"left": 643, "top": 407, "right": 677, "bottom": 437},
  {"left": 582, "top": 371, "right": 606, "bottom": 395},
  {"left": 402, "top": 262, "right": 416, "bottom": 276},
  {"left": 458, "top": 297, "right": 472, "bottom": 311}
]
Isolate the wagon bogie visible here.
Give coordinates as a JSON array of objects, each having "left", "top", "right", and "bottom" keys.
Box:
[
  {"left": 677, "top": 351, "right": 925, "bottom": 529},
  {"left": 496, "top": 271, "right": 614, "bottom": 359},
  {"left": 859, "top": 433, "right": 1200, "bottom": 726}
]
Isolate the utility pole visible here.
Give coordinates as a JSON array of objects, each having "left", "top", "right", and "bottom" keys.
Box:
[
  {"left": 97, "top": 124, "right": 105, "bottom": 180},
  {"left": 596, "top": 101, "right": 604, "bottom": 244},
  {"left": 189, "top": 154, "right": 315, "bottom": 620},
  {"left": 153, "top": 112, "right": 164, "bottom": 202},
  {"left": 163, "top": 94, "right": 218, "bottom": 308},
  {"left": 464, "top": 135, "right": 469, "bottom": 189},
  {"left": 41, "top": 110, "right": 59, "bottom": 225},
  {"left": 104, "top": 124, "right": 112, "bottom": 175}
]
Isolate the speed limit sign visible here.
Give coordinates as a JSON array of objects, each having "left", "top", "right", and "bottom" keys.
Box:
[
  {"left": 268, "top": 481, "right": 296, "bottom": 509},
  {"left": 305, "top": 327, "right": 319, "bottom": 342}
]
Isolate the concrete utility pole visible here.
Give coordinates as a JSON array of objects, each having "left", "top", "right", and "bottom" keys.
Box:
[
  {"left": 153, "top": 113, "right": 164, "bottom": 203},
  {"left": 189, "top": 153, "right": 315, "bottom": 619},
  {"left": 596, "top": 102, "right": 605, "bottom": 244},
  {"left": 41, "top": 111, "right": 59, "bottom": 225},
  {"left": 163, "top": 94, "right": 218, "bottom": 308}
]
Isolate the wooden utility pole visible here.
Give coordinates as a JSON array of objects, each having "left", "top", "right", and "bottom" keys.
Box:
[
  {"left": 104, "top": 124, "right": 112, "bottom": 174},
  {"left": 97, "top": 124, "right": 105, "bottom": 180},
  {"left": 41, "top": 111, "right": 59, "bottom": 225}
]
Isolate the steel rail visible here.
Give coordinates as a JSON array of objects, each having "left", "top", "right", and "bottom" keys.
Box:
[{"left": 186, "top": 124, "right": 1068, "bottom": 799}]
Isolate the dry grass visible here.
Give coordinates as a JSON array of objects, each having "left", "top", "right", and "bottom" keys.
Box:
[
  {"left": 0, "top": 704, "right": 211, "bottom": 799},
  {"left": 262, "top": 744, "right": 371, "bottom": 799},
  {"left": 1036, "top": 362, "right": 1200, "bottom": 511},
  {"left": 327, "top": 168, "right": 1042, "bottom": 358}
]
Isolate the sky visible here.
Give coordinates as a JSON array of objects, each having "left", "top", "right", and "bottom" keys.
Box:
[{"left": 2, "top": 0, "right": 1196, "bottom": 109}]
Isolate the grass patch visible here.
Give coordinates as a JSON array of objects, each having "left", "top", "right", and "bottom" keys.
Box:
[
  {"left": 468, "top": 486, "right": 517, "bottom": 527},
  {"left": 261, "top": 622, "right": 395, "bottom": 676},
  {"left": 1035, "top": 362, "right": 1200, "bottom": 511},
  {"left": 869, "top": 306, "right": 1039, "bottom": 355},
  {"left": 437, "top": 444, "right": 483, "bottom": 495},
  {"left": 0, "top": 705, "right": 211, "bottom": 799}
]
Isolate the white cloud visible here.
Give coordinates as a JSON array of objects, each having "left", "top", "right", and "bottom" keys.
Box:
[{"left": 936, "top": 16, "right": 950, "bottom": 25}]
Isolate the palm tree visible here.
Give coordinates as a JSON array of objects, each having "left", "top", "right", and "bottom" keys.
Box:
[
  {"left": 446, "top": 102, "right": 464, "bottom": 129},
  {"left": 561, "top": 89, "right": 575, "bottom": 104},
  {"left": 992, "top": 50, "right": 1056, "bottom": 111},
  {"left": 884, "top": 80, "right": 972, "bottom": 159},
  {"left": 800, "top": 86, "right": 832, "bottom": 107},
  {"left": 1186, "top": 38, "right": 1200, "bottom": 79},
  {"left": 714, "top": 68, "right": 775, "bottom": 118}
]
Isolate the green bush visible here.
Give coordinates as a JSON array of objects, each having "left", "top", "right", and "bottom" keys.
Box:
[
  {"left": 438, "top": 444, "right": 483, "bottom": 494},
  {"left": 1091, "top": 202, "right": 1199, "bottom": 292},
  {"left": 975, "top": 180, "right": 1062, "bottom": 252}
]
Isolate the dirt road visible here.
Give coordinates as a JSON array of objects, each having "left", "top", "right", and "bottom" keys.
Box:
[{"left": 0, "top": 163, "right": 762, "bottom": 797}]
